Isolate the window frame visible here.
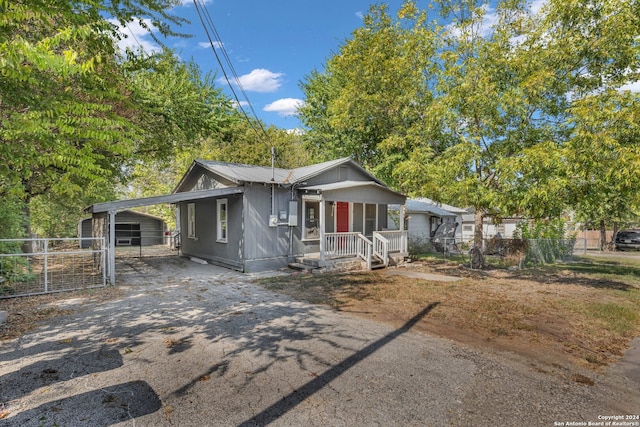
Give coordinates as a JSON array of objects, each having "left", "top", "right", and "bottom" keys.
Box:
[
  {"left": 302, "top": 198, "right": 320, "bottom": 241},
  {"left": 187, "top": 202, "right": 196, "bottom": 239},
  {"left": 217, "top": 198, "right": 228, "bottom": 243}
]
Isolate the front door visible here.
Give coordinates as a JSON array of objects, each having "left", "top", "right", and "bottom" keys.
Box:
[{"left": 336, "top": 202, "right": 349, "bottom": 232}]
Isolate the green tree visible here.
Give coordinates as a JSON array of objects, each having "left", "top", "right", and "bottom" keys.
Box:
[
  {"left": 299, "top": 0, "right": 640, "bottom": 247},
  {"left": 1, "top": 0, "right": 234, "bottom": 239},
  {"left": 299, "top": 2, "right": 435, "bottom": 179},
  {"left": 565, "top": 91, "right": 640, "bottom": 248}
]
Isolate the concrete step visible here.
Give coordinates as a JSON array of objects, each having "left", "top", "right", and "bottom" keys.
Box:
[
  {"left": 295, "top": 257, "right": 323, "bottom": 268},
  {"left": 288, "top": 262, "right": 319, "bottom": 272}
]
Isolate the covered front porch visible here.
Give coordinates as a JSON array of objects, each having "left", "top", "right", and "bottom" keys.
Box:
[{"left": 295, "top": 181, "right": 408, "bottom": 271}]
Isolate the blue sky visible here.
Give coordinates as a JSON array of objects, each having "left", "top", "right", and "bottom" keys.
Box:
[
  {"left": 113, "top": 0, "right": 405, "bottom": 130},
  {"left": 113, "top": 0, "right": 639, "bottom": 131}
]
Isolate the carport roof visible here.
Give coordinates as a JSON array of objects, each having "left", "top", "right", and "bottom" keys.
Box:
[{"left": 84, "top": 187, "right": 244, "bottom": 214}]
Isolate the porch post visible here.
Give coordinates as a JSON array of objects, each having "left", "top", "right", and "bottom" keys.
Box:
[
  {"left": 400, "top": 203, "right": 407, "bottom": 253},
  {"left": 319, "top": 197, "right": 325, "bottom": 261}
]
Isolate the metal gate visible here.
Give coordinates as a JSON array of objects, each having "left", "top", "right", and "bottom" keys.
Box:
[{"left": 0, "top": 238, "right": 106, "bottom": 299}]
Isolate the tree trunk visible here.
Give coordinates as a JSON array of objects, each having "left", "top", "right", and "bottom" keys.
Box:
[
  {"left": 599, "top": 219, "right": 607, "bottom": 251},
  {"left": 20, "top": 199, "right": 33, "bottom": 254},
  {"left": 474, "top": 210, "right": 484, "bottom": 249}
]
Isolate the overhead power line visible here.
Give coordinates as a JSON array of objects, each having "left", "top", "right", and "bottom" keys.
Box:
[{"left": 193, "top": 0, "right": 270, "bottom": 144}]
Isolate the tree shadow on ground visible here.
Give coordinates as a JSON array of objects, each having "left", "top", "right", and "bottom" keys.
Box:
[
  {"left": 0, "top": 347, "right": 122, "bottom": 403},
  {"left": 2, "top": 256, "right": 402, "bottom": 425},
  {"left": 0, "top": 380, "right": 160, "bottom": 427},
  {"left": 237, "top": 302, "right": 440, "bottom": 427}
]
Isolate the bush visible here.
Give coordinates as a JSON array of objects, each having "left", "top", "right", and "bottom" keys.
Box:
[
  {"left": 0, "top": 197, "right": 31, "bottom": 293},
  {"left": 514, "top": 219, "right": 576, "bottom": 265}
]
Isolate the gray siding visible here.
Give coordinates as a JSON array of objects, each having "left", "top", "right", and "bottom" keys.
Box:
[
  {"left": 178, "top": 194, "right": 243, "bottom": 270},
  {"left": 242, "top": 185, "right": 291, "bottom": 262},
  {"left": 304, "top": 164, "right": 373, "bottom": 186},
  {"left": 320, "top": 186, "right": 405, "bottom": 204},
  {"left": 178, "top": 165, "right": 236, "bottom": 192}
]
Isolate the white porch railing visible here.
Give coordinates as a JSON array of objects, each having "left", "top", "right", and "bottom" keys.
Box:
[
  {"left": 323, "top": 230, "right": 408, "bottom": 270},
  {"left": 374, "top": 230, "right": 408, "bottom": 254},
  {"left": 324, "top": 232, "right": 366, "bottom": 258},
  {"left": 373, "top": 233, "right": 389, "bottom": 267}
]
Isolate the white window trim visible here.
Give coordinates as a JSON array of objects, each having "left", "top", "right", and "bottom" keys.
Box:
[
  {"left": 302, "top": 198, "right": 321, "bottom": 241},
  {"left": 217, "top": 198, "right": 228, "bottom": 243},
  {"left": 187, "top": 203, "right": 196, "bottom": 239}
]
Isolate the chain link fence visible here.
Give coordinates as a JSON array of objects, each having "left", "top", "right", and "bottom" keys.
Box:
[{"left": 409, "top": 236, "right": 592, "bottom": 268}]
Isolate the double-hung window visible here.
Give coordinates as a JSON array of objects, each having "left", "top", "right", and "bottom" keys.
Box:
[
  {"left": 187, "top": 203, "right": 196, "bottom": 239},
  {"left": 217, "top": 199, "right": 228, "bottom": 243}
]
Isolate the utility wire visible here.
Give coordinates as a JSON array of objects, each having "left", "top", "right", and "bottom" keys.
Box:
[{"left": 193, "top": 0, "right": 271, "bottom": 146}]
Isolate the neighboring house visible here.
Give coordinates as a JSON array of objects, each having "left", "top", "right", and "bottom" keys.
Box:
[
  {"left": 86, "top": 157, "right": 408, "bottom": 277},
  {"left": 389, "top": 198, "right": 467, "bottom": 242},
  {"left": 460, "top": 210, "right": 522, "bottom": 241},
  {"left": 78, "top": 210, "right": 167, "bottom": 248}
]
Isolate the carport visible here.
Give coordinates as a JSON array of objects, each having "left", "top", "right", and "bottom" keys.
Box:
[{"left": 85, "top": 187, "right": 244, "bottom": 284}]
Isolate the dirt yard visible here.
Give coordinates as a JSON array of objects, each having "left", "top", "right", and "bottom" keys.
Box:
[
  {"left": 1, "top": 254, "right": 639, "bottom": 425},
  {"left": 3, "top": 254, "right": 639, "bottom": 374},
  {"left": 257, "top": 254, "right": 640, "bottom": 373}
]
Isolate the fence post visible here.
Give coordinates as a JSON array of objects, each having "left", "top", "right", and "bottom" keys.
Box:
[{"left": 43, "top": 239, "right": 48, "bottom": 293}]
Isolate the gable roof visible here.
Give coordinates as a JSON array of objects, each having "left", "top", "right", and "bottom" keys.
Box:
[{"left": 173, "top": 157, "right": 385, "bottom": 192}]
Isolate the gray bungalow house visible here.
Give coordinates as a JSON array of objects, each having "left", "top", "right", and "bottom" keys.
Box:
[
  {"left": 86, "top": 157, "right": 408, "bottom": 280},
  {"left": 172, "top": 157, "right": 408, "bottom": 272}
]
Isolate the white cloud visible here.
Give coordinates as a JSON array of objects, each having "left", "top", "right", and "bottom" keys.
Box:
[
  {"left": 108, "top": 18, "right": 161, "bottom": 55},
  {"left": 529, "top": 0, "right": 548, "bottom": 15},
  {"left": 177, "top": 0, "right": 213, "bottom": 6},
  {"left": 619, "top": 80, "right": 640, "bottom": 92},
  {"left": 355, "top": 11, "right": 364, "bottom": 20},
  {"left": 447, "top": 1, "right": 548, "bottom": 42},
  {"left": 263, "top": 98, "right": 304, "bottom": 117},
  {"left": 198, "top": 40, "right": 224, "bottom": 49},
  {"left": 229, "top": 69, "right": 284, "bottom": 93}
]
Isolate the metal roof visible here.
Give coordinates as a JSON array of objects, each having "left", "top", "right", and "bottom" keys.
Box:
[
  {"left": 405, "top": 199, "right": 456, "bottom": 217},
  {"left": 85, "top": 187, "right": 245, "bottom": 214},
  {"left": 412, "top": 197, "right": 467, "bottom": 214},
  {"left": 193, "top": 157, "right": 383, "bottom": 186}
]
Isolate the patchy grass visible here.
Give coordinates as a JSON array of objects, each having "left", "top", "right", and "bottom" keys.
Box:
[{"left": 257, "top": 256, "right": 640, "bottom": 371}]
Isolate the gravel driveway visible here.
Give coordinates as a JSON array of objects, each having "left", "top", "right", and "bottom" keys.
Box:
[{"left": 1, "top": 255, "right": 638, "bottom": 426}]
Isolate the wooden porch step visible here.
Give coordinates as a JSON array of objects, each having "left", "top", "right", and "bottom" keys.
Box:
[{"left": 370, "top": 262, "right": 387, "bottom": 270}]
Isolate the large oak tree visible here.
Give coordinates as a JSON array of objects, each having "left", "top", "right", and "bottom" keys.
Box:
[
  {"left": 1, "top": 0, "right": 235, "bottom": 238},
  {"left": 299, "top": 0, "right": 640, "bottom": 247}
]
